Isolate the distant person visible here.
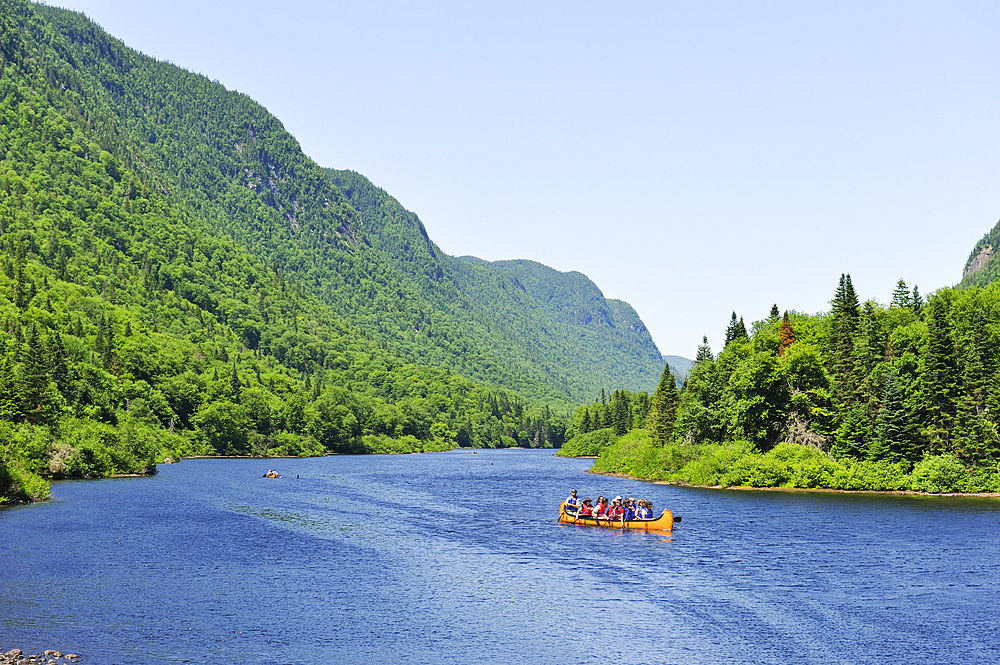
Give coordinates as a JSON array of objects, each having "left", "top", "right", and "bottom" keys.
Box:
[{"left": 565, "top": 489, "right": 580, "bottom": 515}]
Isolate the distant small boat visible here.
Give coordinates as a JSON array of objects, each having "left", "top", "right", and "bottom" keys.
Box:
[
  {"left": 263, "top": 471, "right": 281, "bottom": 479},
  {"left": 558, "top": 501, "right": 674, "bottom": 531}
]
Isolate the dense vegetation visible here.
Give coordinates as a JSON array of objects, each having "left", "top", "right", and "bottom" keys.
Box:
[
  {"left": 565, "top": 278, "right": 1000, "bottom": 493},
  {"left": 0, "top": 0, "right": 592, "bottom": 503},
  {"left": 961, "top": 218, "right": 1000, "bottom": 288}
]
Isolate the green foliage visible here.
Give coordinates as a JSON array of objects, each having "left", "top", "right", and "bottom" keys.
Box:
[
  {"left": 909, "top": 454, "right": 968, "bottom": 493},
  {"left": 557, "top": 427, "right": 616, "bottom": 457},
  {"left": 0, "top": 0, "right": 573, "bottom": 501}
]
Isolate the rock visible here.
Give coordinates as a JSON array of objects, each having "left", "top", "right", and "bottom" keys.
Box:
[
  {"left": 51, "top": 655, "right": 61, "bottom": 660},
  {"left": 65, "top": 656, "right": 79, "bottom": 661}
]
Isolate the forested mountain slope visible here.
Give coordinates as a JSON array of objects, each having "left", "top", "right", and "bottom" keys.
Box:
[
  {"left": 961, "top": 218, "right": 1000, "bottom": 288},
  {"left": 0, "top": 0, "right": 588, "bottom": 501},
  {"left": 327, "top": 170, "right": 666, "bottom": 398},
  {"left": 17, "top": 3, "right": 664, "bottom": 405}
]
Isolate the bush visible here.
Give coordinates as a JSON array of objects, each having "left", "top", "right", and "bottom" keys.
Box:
[
  {"left": 830, "top": 459, "right": 910, "bottom": 491},
  {"left": 910, "top": 454, "right": 969, "bottom": 493},
  {"left": 557, "top": 428, "right": 617, "bottom": 457}
]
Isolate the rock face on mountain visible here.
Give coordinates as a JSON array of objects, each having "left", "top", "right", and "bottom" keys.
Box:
[{"left": 961, "top": 219, "right": 1000, "bottom": 288}]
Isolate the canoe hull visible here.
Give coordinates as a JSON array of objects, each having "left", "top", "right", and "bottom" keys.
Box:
[{"left": 559, "top": 501, "right": 673, "bottom": 531}]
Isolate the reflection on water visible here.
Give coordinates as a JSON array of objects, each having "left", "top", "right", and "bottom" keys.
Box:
[{"left": 2, "top": 450, "right": 1000, "bottom": 664}]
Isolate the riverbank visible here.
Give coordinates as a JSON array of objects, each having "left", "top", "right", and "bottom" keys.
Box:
[
  {"left": 589, "top": 469, "right": 1000, "bottom": 498},
  {"left": 585, "top": 429, "right": 1000, "bottom": 494}
]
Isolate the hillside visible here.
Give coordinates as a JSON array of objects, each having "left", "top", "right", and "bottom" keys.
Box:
[
  {"left": 16, "top": 3, "right": 664, "bottom": 405},
  {"left": 0, "top": 0, "right": 571, "bottom": 501},
  {"left": 326, "top": 170, "right": 666, "bottom": 399},
  {"left": 0, "top": 0, "right": 666, "bottom": 501},
  {"left": 960, "top": 218, "right": 1000, "bottom": 288}
]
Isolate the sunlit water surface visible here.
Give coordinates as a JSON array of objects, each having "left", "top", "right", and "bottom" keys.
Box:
[{"left": 2, "top": 449, "right": 1000, "bottom": 664}]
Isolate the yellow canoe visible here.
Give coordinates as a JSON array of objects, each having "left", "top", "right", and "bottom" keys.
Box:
[{"left": 559, "top": 501, "right": 674, "bottom": 531}]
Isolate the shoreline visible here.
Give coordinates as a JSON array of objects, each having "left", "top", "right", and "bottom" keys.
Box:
[{"left": 587, "top": 469, "right": 1000, "bottom": 498}]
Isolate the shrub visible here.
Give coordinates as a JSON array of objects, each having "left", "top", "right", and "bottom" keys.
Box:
[
  {"left": 909, "top": 454, "right": 969, "bottom": 493},
  {"left": 558, "top": 427, "right": 617, "bottom": 457}
]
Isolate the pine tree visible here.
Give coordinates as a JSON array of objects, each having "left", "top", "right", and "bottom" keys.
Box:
[
  {"left": 695, "top": 336, "right": 714, "bottom": 364},
  {"left": 923, "top": 295, "right": 958, "bottom": 452},
  {"left": 20, "top": 324, "right": 51, "bottom": 423},
  {"left": 769, "top": 304, "right": 780, "bottom": 322},
  {"left": 830, "top": 274, "right": 861, "bottom": 402},
  {"left": 870, "top": 372, "right": 918, "bottom": 463},
  {"left": 890, "top": 279, "right": 911, "bottom": 309},
  {"left": 0, "top": 355, "right": 20, "bottom": 421},
  {"left": 611, "top": 390, "right": 629, "bottom": 436},
  {"left": 647, "top": 363, "right": 679, "bottom": 444},
  {"left": 912, "top": 285, "right": 924, "bottom": 317}
]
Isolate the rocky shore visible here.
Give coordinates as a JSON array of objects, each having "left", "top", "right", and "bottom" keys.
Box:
[{"left": 1, "top": 649, "right": 80, "bottom": 665}]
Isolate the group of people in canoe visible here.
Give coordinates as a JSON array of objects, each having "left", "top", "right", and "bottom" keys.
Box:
[{"left": 564, "top": 489, "right": 654, "bottom": 520}]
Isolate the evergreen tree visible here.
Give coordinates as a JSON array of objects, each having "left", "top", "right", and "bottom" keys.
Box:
[
  {"left": 769, "top": 304, "right": 780, "bottom": 322},
  {"left": 923, "top": 295, "right": 959, "bottom": 452},
  {"left": 647, "top": 363, "right": 679, "bottom": 444},
  {"left": 891, "top": 279, "right": 911, "bottom": 309},
  {"left": 912, "top": 285, "right": 924, "bottom": 317},
  {"left": 830, "top": 274, "right": 861, "bottom": 402},
  {"left": 20, "top": 324, "right": 52, "bottom": 424},
  {"left": 611, "top": 390, "right": 630, "bottom": 436},
  {"left": 870, "top": 372, "right": 918, "bottom": 463},
  {"left": 0, "top": 356, "right": 20, "bottom": 421},
  {"left": 695, "top": 336, "right": 714, "bottom": 364},
  {"left": 230, "top": 363, "right": 241, "bottom": 402}
]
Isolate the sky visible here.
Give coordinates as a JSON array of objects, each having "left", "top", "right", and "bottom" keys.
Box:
[{"left": 48, "top": 0, "right": 1000, "bottom": 358}]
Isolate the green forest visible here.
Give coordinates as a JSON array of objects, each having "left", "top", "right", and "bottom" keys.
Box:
[
  {"left": 4, "top": 0, "right": 1000, "bottom": 504},
  {"left": 561, "top": 276, "right": 1000, "bottom": 494},
  {"left": 0, "top": 0, "right": 585, "bottom": 503}
]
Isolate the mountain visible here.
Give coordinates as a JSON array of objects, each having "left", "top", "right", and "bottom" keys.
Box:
[
  {"left": 663, "top": 355, "right": 694, "bottom": 380},
  {"left": 0, "top": 0, "right": 664, "bottom": 499},
  {"left": 322, "top": 172, "right": 667, "bottom": 402},
  {"left": 13, "top": 2, "right": 663, "bottom": 404},
  {"left": 961, "top": 218, "right": 1000, "bottom": 288}
]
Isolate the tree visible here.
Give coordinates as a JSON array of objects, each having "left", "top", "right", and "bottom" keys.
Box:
[
  {"left": 725, "top": 312, "right": 748, "bottom": 346},
  {"left": 778, "top": 312, "right": 795, "bottom": 356},
  {"left": 870, "top": 372, "right": 918, "bottom": 463},
  {"left": 923, "top": 295, "right": 959, "bottom": 452},
  {"left": 695, "top": 336, "right": 714, "bottom": 364},
  {"left": 890, "top": 279, "right": 911, "bottom": 309},
  {"left": 769, "top": 304, "right": 780, "bottom": 322},
  {"left": 647, "top": 363, "right": 679, "bottom": 444}
]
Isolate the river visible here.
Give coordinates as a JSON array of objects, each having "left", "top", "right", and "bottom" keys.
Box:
[{"left": 2, "top": 449, "right": 999, "bottom": 664}]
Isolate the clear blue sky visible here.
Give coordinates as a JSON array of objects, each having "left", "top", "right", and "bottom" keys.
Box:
[{"left": 50, "top": 0, "right": 1000, "bottom": 358}]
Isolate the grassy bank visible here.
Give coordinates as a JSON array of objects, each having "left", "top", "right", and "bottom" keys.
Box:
[{"left": 588, "top": 429, "right": 1000, "bottom": 494}]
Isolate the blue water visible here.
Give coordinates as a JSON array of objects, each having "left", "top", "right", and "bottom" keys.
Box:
[{"left": 2, "top": 449, "right": 1000, "bottom": 664}]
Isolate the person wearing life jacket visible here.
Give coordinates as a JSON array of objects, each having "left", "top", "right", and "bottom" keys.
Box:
[
  {"left": 637, "top": 499, "right": 652, "bottom": 520},
  {"left": 623, "top": 497, "right": 638, "bottom": 521},
  {"left": 578, "top": 497, "right": 594, "bottom": 516},
  {"left": 608, "top": 496, "right": 624, "bottom": 519},
  {"left": 564, "top": 489, "right": 581, "bottom": 515},
  {"left": 594, "top": 496, "right": 607, "bottom": 519}
]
